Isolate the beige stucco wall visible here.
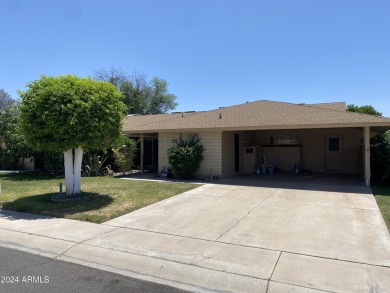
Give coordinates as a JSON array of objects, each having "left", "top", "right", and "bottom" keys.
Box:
[
  {"left": 158, "top": 131, "right": 222, "bottom": 178},
  {"left": 222, "top": 132, "right": 235, "bottom": 178}
]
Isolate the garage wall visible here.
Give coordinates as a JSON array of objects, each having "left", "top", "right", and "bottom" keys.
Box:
[
  {"left": 254, "top": 128, "right": 362, "bottom": 174},
  {"left": 262, "top": 146, "right": 300, "bottom": 171},
  {"left": 159, "top": 131, "right": 223, "bottom": 178},
  {"left": 222, "top": 131, "right": 256, "bottom": 177}
]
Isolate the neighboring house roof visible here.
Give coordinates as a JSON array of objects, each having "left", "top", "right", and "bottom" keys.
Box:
[
  {"left": 306, "top": 102, "right": 346, "bottom": 111},
  {"left": 123, "top": 100, "right": 390, "bottom": 134}
]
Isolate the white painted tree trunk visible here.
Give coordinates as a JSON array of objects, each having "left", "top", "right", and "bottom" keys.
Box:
[
  {"left": 64, "top": 147, "right": 83, "bottom": 196},
  {"left": 64, "top": 149, "right": 73, "bottom": 195}
]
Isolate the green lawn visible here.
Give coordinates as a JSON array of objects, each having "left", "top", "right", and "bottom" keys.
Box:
[
  {"left": 372, "top": 183, "right": 390, "bottom": 233},
  {"left": 0, "top": 172, "right": 198, "bottom": 223}
]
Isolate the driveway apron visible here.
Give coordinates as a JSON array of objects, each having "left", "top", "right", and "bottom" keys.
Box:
[{"left": 99, "top": 180, "right": 390, "bottom": 292}]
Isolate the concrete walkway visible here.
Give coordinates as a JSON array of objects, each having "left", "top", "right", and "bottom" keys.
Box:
[{"left": 1, "top": 180, "right": 390, "bottom": 292}]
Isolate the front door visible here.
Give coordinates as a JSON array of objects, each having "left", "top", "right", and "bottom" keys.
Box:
[
  {"left": 144, "top": 138, "right": 158, "bottom": 172},
  {"left": 325, "top": 136, "right": 343, "bottom": 171}
]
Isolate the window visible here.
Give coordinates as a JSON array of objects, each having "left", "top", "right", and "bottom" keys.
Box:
[
  {"left": 269, "top": 135, "right": 299, "bottom": 145},
  {"left": 328, "top": 137, "right": 340, "bottom": 151}
]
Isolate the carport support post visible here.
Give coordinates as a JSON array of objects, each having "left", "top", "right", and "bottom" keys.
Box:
[
  {"left": 140, "top": 133, "right": 144, "bottom": 174},
  {"left": 364, "top": 126, "right": 371, "bottom": 186}
]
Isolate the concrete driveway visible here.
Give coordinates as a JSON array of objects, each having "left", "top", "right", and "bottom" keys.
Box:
[
  {"left": 1, "top": 175, "right": 389, "bottom": 292},
  {"left": 97, "top": 176, "right": 390, "bottom": 292}
]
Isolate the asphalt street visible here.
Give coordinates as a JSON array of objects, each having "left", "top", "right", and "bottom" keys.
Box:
[{"left": 0, "top": 246, "right": 187, "bottom": 293}]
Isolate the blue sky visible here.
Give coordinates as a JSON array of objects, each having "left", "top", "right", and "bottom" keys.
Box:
[{"left": 1, "top": 0, "right": 389, "bottom": 116}]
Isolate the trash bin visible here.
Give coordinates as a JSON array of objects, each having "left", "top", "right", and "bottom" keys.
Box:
[{"left": 267, "top": 167, "right": 274, "bottom": 175}]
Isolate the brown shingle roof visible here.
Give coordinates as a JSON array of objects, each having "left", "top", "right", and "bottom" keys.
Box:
[{"left": 123, "top": 100, "right": 390, "bottom": 133}]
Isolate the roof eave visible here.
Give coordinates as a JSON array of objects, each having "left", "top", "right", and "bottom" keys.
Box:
[{"left": 123, "top": 121, "right": 390, "bottom": 134}]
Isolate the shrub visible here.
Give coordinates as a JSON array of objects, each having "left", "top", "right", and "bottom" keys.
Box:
[
  {"left": 42, "top": 151, "right": 64, "bottom": 172},
  {"left": 113, "top": 137, "right": 137, "bottom": 174},
  {"left": 167, "top": 135, "right": 205, "bottom": 179},
  {"left": 82, "top": 151, "right": 111, "bottom": 176},
  {"left": 371, "top": 132, "right": 390, "bottom": 181}
]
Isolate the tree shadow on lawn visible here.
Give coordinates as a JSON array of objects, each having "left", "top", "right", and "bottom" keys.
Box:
[
  {"left": 1, "top": 192, "right": 113, "bottom": 219},
  {"left": 0, "top": 172, "right": 64, "bottom": 181}
]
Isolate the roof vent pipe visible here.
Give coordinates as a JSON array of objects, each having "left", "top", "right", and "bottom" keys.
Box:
[{"left": 219, "top": 113, "right": 222, "bottom": 119}]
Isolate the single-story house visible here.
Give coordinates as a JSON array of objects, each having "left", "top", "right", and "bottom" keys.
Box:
[{"left": 123, "top": 100, "right": 390, "bottom": 186}]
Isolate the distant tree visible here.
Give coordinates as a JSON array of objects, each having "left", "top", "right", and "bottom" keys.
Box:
[
  {"left": 0, "top": 102, "right": 35, "bottom": 169},
  {"left": 94, "top": 66, "right": 128, "bottom": 89},
  {"left": 120, "top": 73, "right": 149, "bottom": 114},
  {"left": 94, "top": 67, "right": 178, "bottom": 114},
  {"left": 147, "top": 77, "right": 178, "bottom": 114},
  {"left": 348, "top": 104, "right": 390, "bottom": 181},
  {"left": 0, "top": 91, "right": 63, "bottom": 171},
  {"left": 19, "top": 75, "right": 126, "bottom": 195},
  {"left": 347, "top": 104, "right": 382, "bottom": 116},
  {"left": 0, "top": 89, "right": 14, "bottom": 112}
]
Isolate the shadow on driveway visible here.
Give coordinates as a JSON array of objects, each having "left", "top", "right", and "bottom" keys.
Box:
[{"left": 216, "top": 173, "right": 372, "bottom": 194}]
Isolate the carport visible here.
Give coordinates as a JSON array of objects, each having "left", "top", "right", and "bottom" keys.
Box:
[{"left": 222, "top": 126, "right": 374, "bottom": 186}]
